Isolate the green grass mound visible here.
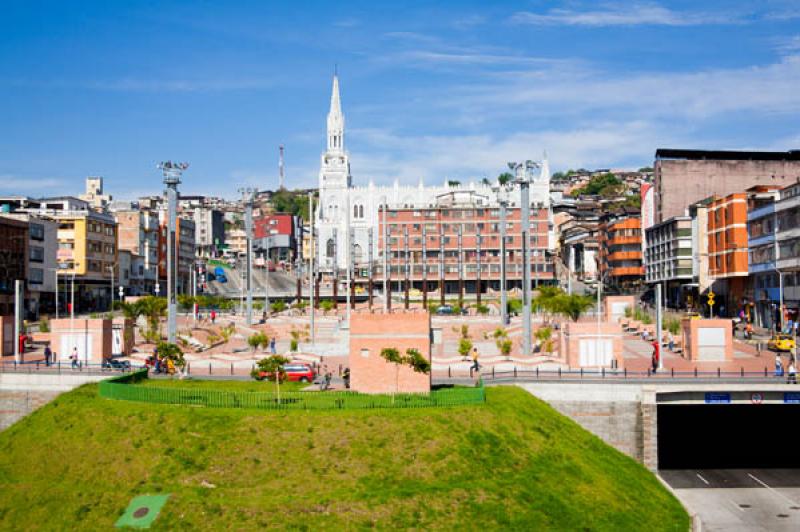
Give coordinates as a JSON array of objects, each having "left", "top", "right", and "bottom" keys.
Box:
[{"left": 0, "top": 385, "right": 688, "bottom": 530}]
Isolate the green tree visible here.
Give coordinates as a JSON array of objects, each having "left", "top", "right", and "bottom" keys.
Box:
[
  {"left": 498, "top": 339, "right": 513, "bottom": 357},
  {"left": 553, "top": 294, "right": 595, "bottom": 322},
  {"left": 156, "top": 341, "right": 185, "bottom": 372},
  {"left": 535, "top": 327, "right": 554, "bottom": 354},
  {"left": 447, "top": 180, "right": 461, "bottom": 187},
  {"left": 137, "top": 296, "right": 167, "bottom": 343},
  {"left": 380, "top": 347, "right": 431, "bottom": 396},
  {"left": 251, "top": 354, "right": 291, "bottom": 401},
  {"left": 458, "top": 338, "right": 473, "bottom": 359},
  {"left": 270, "top": 300, "right": 286, "bottom": 313},
  {"left": 177, "top": 294, "right": 195, "bottom": 313},
  {"left": 380, "top": 347, "right": 404, "bottom": 396},
  {"left": 497, "top": 172, "right": 514, "bottom": 185}
]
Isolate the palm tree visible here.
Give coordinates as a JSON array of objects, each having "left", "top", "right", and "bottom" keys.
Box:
[{"left": 554, "top": 294, "right": 595, "bottom": 322}]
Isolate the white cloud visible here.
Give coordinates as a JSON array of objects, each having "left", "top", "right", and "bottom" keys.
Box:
[
  {"left": 6, "top": 78, "right": 277, "bottom": 92},
  {"left": 776, "top": 35, "right": 800, "bottom": 55},
  {"left": 346, "top": 121, "right": 675, "bottom": 186},
  {"left": 0, "top": 176, "right": 67, "bottom": 193},
  {"left": 511, "top": 3, "right": 743, "bottom": 27}
]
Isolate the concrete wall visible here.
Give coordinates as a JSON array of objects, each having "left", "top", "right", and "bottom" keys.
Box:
[
  {"left": 560, "top": 321, "right": 625, "bottom": 369},
  {"left": 681, "top": 318, "right": 732, "bottom": 362},
  {"left": 349, "top": 310, "right": 431, "bottom": 394},
  {"left": 0, "top": 372, "right": 110, "bottom": 430},
  {"left": 49, "top": 318, "right": 112, "bottom": 364}
]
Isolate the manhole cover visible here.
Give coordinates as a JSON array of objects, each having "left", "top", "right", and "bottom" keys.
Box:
[{"left": 115, "top": 494, "right": 170, "bottom": 528}]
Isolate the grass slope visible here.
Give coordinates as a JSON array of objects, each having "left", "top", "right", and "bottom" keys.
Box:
[{"left": 0, "top": 385, "right": 688, "bottom": 530}]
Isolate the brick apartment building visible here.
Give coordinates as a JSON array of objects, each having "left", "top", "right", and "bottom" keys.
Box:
[
  {"left": 253, "top": 213, "right": 299, "bottom": 264},
  {"left": 654, "top": 149, "right": 800, "bottom": 223},
  {"left": 365, "top": 201, "right": 554, "bottom": 305},
  {"left": 0, "top": 217, "right": 28, "bottom": 316},
  {"left": 706, "top": 192, "right": 750, "bottom": 315},
  {"left": 597, "top": 215, "right": 644, "bottom": 291},
  {"left": 157, "top": 217, "right": 195, "bottom": 294}
]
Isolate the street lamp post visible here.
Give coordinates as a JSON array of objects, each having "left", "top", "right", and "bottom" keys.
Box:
[
  {"left": 510, "top": 160, "right": 539, "bottom": 356},
  {"left": 308, "top": 192, "right": 315, "bottom": 344},
  {"left": 159, "top": 161, "right": 189, "bottom": 344},
  {"left": 493, "top": 183, "right": 510, "bottom": 326},
  {"left": 239, "top": 187, "right": 257, "bottom": 326}
]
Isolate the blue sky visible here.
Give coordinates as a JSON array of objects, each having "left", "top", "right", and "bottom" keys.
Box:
[{"left": 1, "top": 0, "right": 799, "bottom": 199}]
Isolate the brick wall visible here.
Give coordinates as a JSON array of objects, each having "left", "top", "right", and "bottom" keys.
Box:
[{"left": 349, "top": 311, "right": 431, "bottom": 394}]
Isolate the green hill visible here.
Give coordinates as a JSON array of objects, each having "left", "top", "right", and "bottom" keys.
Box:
[{"left": 0, "top": 384, "right": 688, "bottom": 530}]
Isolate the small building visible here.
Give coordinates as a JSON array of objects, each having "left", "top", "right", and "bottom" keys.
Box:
[{"left": 644, "top": 216, "right": 693, "bottom": 309}]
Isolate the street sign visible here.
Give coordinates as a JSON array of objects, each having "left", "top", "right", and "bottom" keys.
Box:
[
  {"left": 707, "top": 291, "right": 715, "bottom": 298},
  {"left": 784, "top": 392, "right": 800, "bottom": 404},
  {"left": 705, "top": 392, "right": 731, "bottom": 404}
]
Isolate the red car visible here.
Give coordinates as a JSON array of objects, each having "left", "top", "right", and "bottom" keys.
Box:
[{"left": 282, "top": 363, "right": 316, "bottom": 383}]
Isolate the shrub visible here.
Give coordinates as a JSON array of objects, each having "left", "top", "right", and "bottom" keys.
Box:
[
  {"left": 427, "top": 302, "right": 440, "bottom": 314},
  {"left": 493, "top": 327, "right": 507, "bottom": 339},
  {"left": 271, "top": 300, "right": 286, "bottom": 313},
  {"left": 251, "top": 355, "right": 290, "bottom": 382},
  {"left": 39, "top": 318, "right": 50, "bottom": 333},
  {"left": 248, "top": 332, "right": 269, "bottom": 352},
  {"left": 476, "top": 304, "right": 490, "bottom": 315},
  {"left": 499, "top": 339, "right": 513, "bottom": 357},
  {"left": 458, "top": 338, "right": 473, "bottom": 358},
  {"left": 290, "top": 339, "right": 299, "bottom": 352},
  {"left": 293, "top": 299, "right": 308, "bottom": 310},
  {"left": 508, "top": 298, "right": 523, "bottom": 315},
  {"left": 624, "top": 306, "right": 633, "bottom": 318},
  {"left": 320, "top": 300, "right": 335, "bottom": 312},
  {"left": 156, "top": 341, "right": 185, "bottom": 369}
]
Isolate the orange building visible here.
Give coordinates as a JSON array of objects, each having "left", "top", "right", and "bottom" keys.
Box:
[
  {"left": 706, "top": 192, "right": 749, "bottom": 313},
  {"left": 597, "top": 215, "right": 644, "bottom": 289}
]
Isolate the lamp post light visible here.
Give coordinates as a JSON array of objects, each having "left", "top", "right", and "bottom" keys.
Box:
[
  {"left": 509, "top": 160, "right": 539, "bottom": 356},
  {"left": 493, "top": 182, "right": 511, "bottom": 326},
  {"left": 238, "top": 187, "right": 257, "bottom": 326},
  {"left": 308, "top": 192, "right": 315, "bottom": 344},
  {"left": 158, "top": 161, "right": 189, "bottom": 344}
]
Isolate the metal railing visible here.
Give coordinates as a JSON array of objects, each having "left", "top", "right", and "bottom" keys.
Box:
[
  {"left": 435, "top": 365, "right": 791, "bottom": 382},
  {"left": 98, "top": 370, "right": 486, "bottom": 410},
  {"left": 0, "top": 361, "right": 144, "bottom": 376}
]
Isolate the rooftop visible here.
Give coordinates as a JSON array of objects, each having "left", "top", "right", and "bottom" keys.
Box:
[{"left": 656, "top": 148, "right": 800, "bottom": 162}]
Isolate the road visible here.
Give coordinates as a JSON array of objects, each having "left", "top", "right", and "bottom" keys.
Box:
[{"left": 661, "top": 469, "right": 800, "bottom": 531}]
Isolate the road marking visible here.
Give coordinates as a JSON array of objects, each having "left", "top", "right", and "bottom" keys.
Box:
[
  {"left": 748, "top": 473, "right": 800, "bottom": 507},
  {"left": 696, "top": 473, "right": 710, "bottom": 485}
]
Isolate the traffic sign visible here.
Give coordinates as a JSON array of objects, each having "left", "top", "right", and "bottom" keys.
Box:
[
  {"left": 705, "top": 392, "right": 731, "bottom": 404},
  {"left": 707, "top": 291, "right": 715, "bottom": 298},
  {"left": 707, "top": 296, "right": 715, "bottom": 307}
]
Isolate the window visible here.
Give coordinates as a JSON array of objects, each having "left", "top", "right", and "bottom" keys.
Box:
[
  {"left": 29, "top": 268, "right": 44, "bottom": 284},
  {"left": 30, "top": 223, "right": 44, "bottom": 240},
  {"left": 29, "top": 246, "right": 44, "bottom": 263}
]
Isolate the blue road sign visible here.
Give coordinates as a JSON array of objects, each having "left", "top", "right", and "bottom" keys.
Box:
[
  {"left": 705, "top": 393, "right": 731, "bottom": 404},
  {"left": 784, "top": 392, "right": 800, "bottom": 404}
]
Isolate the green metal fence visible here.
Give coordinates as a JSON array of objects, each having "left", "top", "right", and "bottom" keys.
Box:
[{"left": 98, "top": 370, "right": 485, "bottom": 411}]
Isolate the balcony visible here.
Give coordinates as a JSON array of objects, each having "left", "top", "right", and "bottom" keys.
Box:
[{"left": 610, "top": 266, "right": 644, "bottom": 277}]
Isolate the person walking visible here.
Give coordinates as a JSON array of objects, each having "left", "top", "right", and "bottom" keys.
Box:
[
  {"left": 651, "top": 340, "right": 660, "bottom": 373},
  {"left": 70, "top": 347, "right": 79, "bottom": 369},
  {"left": 343, "top": 367, "right": 350, "bottom": 389},
  {"left": 211, "top": 309, "right": 216, "bottom": 325},
  {"left": 44, "top": 345, "right": 52, "bottom": 367},
  {"left": 775, "top": 355, "right": 784, "bottom": 377},
  {"left": 788, "top": 358, "right": 797, "bottom": 384},
  {"left": 270, "top": 337, "right": 276, "bottom": 355},
  {"left": 323, "top": 371, "right": 332, "bottom": 391},
  {"left": 666, "top": 331, "right": 675, "bottom": 352}
]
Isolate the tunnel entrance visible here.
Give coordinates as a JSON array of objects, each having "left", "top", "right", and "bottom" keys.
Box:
[{"left": 658, "top": 404, "right": 800, "bottom": 469}]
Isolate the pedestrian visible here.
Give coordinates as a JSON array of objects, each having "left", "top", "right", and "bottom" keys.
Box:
[
  {"left": 343, "top": 367, "right": 350, "bottom": 389},
  {"left": 44, "top": 345, "right": 52, "bottom": 367},
  {"left": 70, "top": 347, "right": 79, "bottom": 369},
  {"left": 211, "top": 309, "right": 216, "bottom": 324},
  {"left": 154, "top": 356, "right": 161, "bottom": 374},
  {"left": 270, "top": 337, "right": 276, "bottom": 354},
  {"left": 746, "top": 321, "right": 753, "bottom": 340},
  {"left": 666, "top": 331, "right": 675, "bottom": 352},
  {"left": 651, "top": 340, "right": 660, "bottom": 373},
  {"left": 471, "top": 347, "right": 480, "bottom": 373},
  {"left": 775, "top": 355, "right": 784, "bottom": 377},
  {"left": 788, "top": 359, "right": 797, "bottom": 384},
  {"left": 323, "top": 371, "right": 332, "bottom": 391}
]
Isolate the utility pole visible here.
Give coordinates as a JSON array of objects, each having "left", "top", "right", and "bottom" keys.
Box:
[
  {"left": 191, "top": 265, "right": 196, "bottom": 325},
  {"left": 494, "top": 183, "right": 510, "bottom": 326},
  {"left": 656, "top": 282, "right": 664, "bottom": 370},
  {"left": 511, "top": 160, "right": 539, "bottom": 356},
  {"left": 159, "top": 161, "right": 188, "bottom": 344},
  {"left": 308, "top": 192, "right": 315, "bottom": 343},
  {"left": 368, "top": 227, "right": 374, "bottom": 309},
  {"left": 278, "top": 144, "right": 285, "bottom": 190},
  {"left": 382, "top": 199, "right": 389, "bottom": 311},
  {"left": 239, "top": 187, "right": 256, "bottom": 325},
  {"left": 345, "top": 194, "right": 351, "bottom": 327},
  {"left": 14, "top": 279, "right": 22, "bottom": 364},
  {"left": 422, "top": 225, "right": 428, "bottom": 309}
]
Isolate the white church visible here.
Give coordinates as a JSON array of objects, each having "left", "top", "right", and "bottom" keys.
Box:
[{"left": 315, "top": 75, "right": 552, "bottom": 273}]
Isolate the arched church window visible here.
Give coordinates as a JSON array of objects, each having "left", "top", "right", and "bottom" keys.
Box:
[
  {"left": 354, "top": 244, "right": 363, "bottom": 263},
  {"left": 359, "top": 205, "right": 364, "bottom": 218},
  {"left": 354, "top": 204, "right": 359, "bottom": 218},
  {"left": 326, "top": 238, "right": 335, "bottom": 258}
]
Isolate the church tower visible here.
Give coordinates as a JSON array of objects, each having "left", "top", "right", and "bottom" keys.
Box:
[{"left": 318, "top": 74, "right": 351, "bottom": 191}]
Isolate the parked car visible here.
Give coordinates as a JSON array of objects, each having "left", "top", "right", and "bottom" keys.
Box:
[
  {"left": 282, "top": 363, "right": 316, "bottom": 383},
  {"left": 217, "top": 274, "right": 227, "bottom": 283},
  {"left": 102, "top": 358, "right": 131, "bottom": 371},
  {"left": 768, "top": 334, "right": 796, "bottom": 352},
  {"left": 436, "top": 305, "right": 454, "bottom": 315},
  {"left": 214, "top": 266, "right": 226, "bottom": 276}
]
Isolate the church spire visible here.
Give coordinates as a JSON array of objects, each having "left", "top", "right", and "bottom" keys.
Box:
[{"left": 327, "top": 73, "right": 344, "bottom": 153}]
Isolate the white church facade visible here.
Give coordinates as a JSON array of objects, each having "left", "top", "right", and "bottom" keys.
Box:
[{"left": 315, "top": 75, "right": 552, "bottom": 273}]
